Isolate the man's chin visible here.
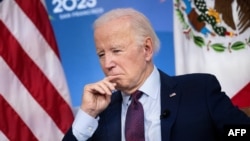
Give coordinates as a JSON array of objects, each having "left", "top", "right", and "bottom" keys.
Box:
[
  {"left": 109, "top": 75, "right": 121, "bottom": 83},
  {"left": 113, "top": 83, "right": 123, "bottom": 91}
]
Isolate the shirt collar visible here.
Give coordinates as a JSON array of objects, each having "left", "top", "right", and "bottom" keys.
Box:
[
  {"left": 139, "top": 65, "right": 160, "bottom": 99},
  {"left": 121, "top": 66, "right": 160, "bottom": 104}
]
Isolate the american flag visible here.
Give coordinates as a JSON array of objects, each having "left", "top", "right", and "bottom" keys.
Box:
[{"left": 0, "top": 0, "right": 74, "bottom": 140}]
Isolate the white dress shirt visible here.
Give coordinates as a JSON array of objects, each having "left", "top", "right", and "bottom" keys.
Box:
[{"left": 72, "top": 66, "right": 161, "bottom": 141}]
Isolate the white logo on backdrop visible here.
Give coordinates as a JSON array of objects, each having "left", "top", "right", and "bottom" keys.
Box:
[{"left": 52, "top": 0, "right": 104, "bottom": 20}]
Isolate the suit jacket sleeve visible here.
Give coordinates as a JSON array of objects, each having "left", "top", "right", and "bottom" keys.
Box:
[
  {"left": 62, "top": 127, "right": 78, "bottom": 141},
  {"left": 206, "top": 75, "right": 250, "bottom": 132}
]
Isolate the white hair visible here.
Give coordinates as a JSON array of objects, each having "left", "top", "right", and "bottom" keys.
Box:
[{"left": 93, "top": 8, "right": 160, "bottom": 54}]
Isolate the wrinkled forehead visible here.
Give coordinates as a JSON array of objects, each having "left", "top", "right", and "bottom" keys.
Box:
[
  {"left": 95, "top": 16, "right": 132, "bottom": 32},
  {"left": 94, "top": 18, "right": 134, "bottom": 40}
]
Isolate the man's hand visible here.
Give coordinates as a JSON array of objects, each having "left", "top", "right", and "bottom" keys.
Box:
[{"left": 80, "top": 76, "right": 117, "bottom": 118}]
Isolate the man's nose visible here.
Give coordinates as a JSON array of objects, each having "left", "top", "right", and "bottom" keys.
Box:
[{"left": 104, "top": 54, "right": 115, "bottom": 70}]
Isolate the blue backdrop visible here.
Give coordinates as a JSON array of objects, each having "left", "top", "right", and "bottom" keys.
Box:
[{"left": 45, "top": 0, "right": 175, "bottom": 107}]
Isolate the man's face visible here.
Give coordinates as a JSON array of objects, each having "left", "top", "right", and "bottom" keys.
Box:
[{"left": 94, "top": 18, "right": 153, "bottom": 93}]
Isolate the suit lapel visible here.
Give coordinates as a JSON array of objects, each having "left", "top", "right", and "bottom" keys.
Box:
[
  {"left": 102, "top": 91, "right": 122, "bottom": 141},
  {"left": 159, "top": 70, "right": 181, "bottom": 141}
]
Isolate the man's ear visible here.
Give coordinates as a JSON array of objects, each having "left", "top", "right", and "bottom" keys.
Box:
[{"left": 143, "top": 37, "right": 154, "bottom": 61}]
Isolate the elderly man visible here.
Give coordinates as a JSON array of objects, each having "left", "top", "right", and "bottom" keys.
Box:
[{"left": 63, "top": 8, "right": 250, "bottom": 141}]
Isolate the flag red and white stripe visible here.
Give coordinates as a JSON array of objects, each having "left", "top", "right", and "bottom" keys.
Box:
[
  {"left": 173, "top": 0, "right": 250, "bottom": 108},
  {"left": 0, "top": 0, "right": 74, "bottom": 140}
]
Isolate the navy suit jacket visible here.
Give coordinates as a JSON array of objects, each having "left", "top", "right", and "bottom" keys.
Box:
[{"left": 63, "top": 70, "right": 250, "bottom": 141}]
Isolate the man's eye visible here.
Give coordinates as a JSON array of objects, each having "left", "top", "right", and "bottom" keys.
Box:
[
  {"left": 98, "top": 53, "right": 104, "bottom": 58},
  {"left": 113, "top": 50, "right": 121, "bottom": 53}
]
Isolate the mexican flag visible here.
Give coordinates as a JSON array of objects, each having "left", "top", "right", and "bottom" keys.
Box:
[{"left": 173, "top": 0, "right": 250, "bottom": 109}]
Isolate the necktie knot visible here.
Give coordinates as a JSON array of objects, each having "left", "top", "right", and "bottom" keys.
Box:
[{"left": 131, "top": 90, "right": 143, "bottom": 101}]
